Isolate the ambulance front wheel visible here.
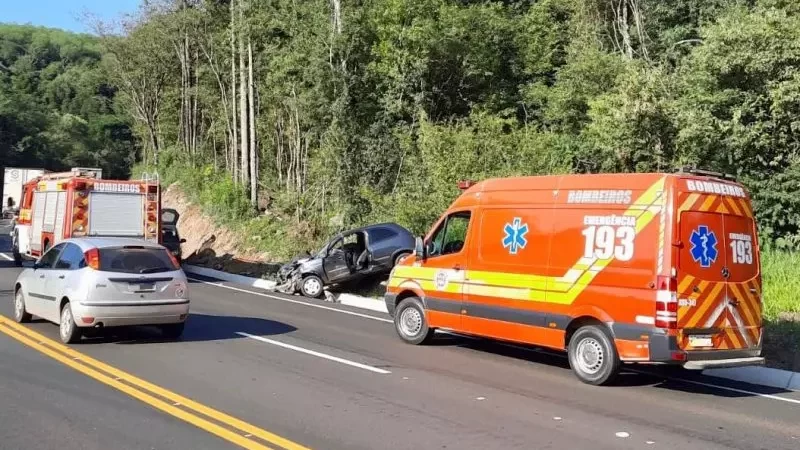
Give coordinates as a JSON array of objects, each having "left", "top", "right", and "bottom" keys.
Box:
[
  {"left": 568, "top": 325, "right": 621, "bottom": 386},
  {"left": 394, "top": 297, "right": 435, "bottom": 345}
]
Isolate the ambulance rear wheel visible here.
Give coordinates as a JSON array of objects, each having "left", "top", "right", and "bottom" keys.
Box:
[
  {"left": 568, "top": 325, "right": 621, "bottom": 386},
  {"left": 394, "top": 297, "right": 435, "bottom": 345}
]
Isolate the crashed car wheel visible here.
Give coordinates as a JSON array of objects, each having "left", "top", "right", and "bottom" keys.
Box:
[{"left": 300, "top": 275, "right": 324, "bottom": 298}]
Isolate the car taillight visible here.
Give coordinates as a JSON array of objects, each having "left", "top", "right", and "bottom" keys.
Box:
[
  {"left": 655, "top": 275, "right": 678, "bottom": 329},
  {"left": 167, "top": 251, "right": 180, "bottom": 268},
  {"left": 84, "top": 248, "right": 100, "bottom": 270}
]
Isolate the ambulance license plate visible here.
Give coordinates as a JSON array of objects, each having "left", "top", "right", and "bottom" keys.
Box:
[{"left": 689, "top": 335, "right": 713, "bottom": 348}]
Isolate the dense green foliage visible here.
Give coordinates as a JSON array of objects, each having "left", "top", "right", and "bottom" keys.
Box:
[
  {"left": 5, "top": 1, "right": 800, "bottom": 252},
  {"left": 0, "top": 24, "right": 134, "bottom": 178},
  {"left": 111, "top": 0, "right": 800, "bottom": 252}
]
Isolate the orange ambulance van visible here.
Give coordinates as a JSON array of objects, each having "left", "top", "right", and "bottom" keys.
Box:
[{"left": 385, "top": 169, "right": 764, "bottom": 385}]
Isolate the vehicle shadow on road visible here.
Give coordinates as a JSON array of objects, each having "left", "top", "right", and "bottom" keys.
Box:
[
  {"left": 431, "top": 333, "right": 794, "bottom": 398},
  {"left": 82, "top": 313, "right": 297, "bottom": 345}
]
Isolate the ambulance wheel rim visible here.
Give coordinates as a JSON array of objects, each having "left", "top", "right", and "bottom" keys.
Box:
[
  {"left": 576, "top": 337, "right": 604, "bottom": 374},
  {"left": 399, "top": 307, "right": 423, "bottom": 337},
  {"left": 14, "top": 291, "right": 24, "bottom": 320},
  {"left": 303, "top": 278, "right": 321, "bottom": 297},
  {"left": 60, "top": 306, "right": 73, "bottom": 341}
]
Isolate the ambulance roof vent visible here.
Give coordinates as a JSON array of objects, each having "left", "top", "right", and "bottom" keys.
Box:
[
  {"left": 458, "top": 180, "right": 477, "bottom": 191},
  {"left": 675, "top": 166, "right": 736, "bottom": 181}
]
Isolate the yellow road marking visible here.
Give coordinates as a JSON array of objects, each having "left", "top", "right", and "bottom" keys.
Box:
[{"left": 0, "top": 317, "right": 310, "bottom": 450}]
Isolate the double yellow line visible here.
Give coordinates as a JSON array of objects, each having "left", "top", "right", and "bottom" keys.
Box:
[{"left": 0, "top": 316, "right": 310, "bottom": 450}]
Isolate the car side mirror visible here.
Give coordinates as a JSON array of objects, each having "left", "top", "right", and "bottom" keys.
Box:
[{"left": 415, "top": 237, "right": 428, "bottom": 261}]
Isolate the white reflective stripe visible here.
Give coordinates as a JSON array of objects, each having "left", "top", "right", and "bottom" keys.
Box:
[
  {"left": 728, "top": 307, "right": 754, "bottom": 348},
  {"left": 635, "top": 315, "right": 655, "bottom": 325},
  {"left": 656, "top": 290, "right": 676, "bottom": 303},
  {"left": 704, "top": 300, "right": 728, "bottom": 328},
  {"left": 656, "top": 312, "right": 677, "bottom": 318}
]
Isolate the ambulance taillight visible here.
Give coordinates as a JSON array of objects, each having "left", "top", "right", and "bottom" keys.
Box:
[{"left": 655, "top": 275, "right": 678, "bottom": 329}]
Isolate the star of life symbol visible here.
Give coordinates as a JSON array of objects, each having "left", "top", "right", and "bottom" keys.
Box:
[
  {"left": 690, "top": 225, "right": 718, "bottom": 268},
  {"left": 502, "top": 217, "right": 528, "bottom": 255}
]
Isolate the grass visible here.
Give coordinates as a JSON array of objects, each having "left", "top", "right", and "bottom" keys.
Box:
[
  {"left": 760, "top": 250, "right": 800, "bottom": 371},
  {"left": 761, "top": 249, "right": 800, "bottom": 320}
]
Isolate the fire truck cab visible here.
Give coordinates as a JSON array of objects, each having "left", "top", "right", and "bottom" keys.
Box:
[{"left": 11, "top": 168, "right": 162, "bottom": 267}]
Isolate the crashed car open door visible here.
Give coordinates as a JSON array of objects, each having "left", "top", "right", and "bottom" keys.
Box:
[{"left": 322, "top": 236, "right": 351, "bottom": 284}]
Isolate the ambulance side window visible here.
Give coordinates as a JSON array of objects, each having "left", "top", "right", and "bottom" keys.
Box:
[{"left": 429, "top": 212, "right": 471, "bottom": 257}]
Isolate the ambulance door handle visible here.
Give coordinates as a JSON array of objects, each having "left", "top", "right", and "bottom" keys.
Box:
[{"left": 453, "top": 264, "right": 462, "bottom": 271}]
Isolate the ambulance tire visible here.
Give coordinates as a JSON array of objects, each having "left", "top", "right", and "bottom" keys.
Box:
[
  {"left": 568, "top": 325, "right": 621, "bottom": 386},
  {"left": 394, "top": 297, "right": 435, "bottom": 345}
]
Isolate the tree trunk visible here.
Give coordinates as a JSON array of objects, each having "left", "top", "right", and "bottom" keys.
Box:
[
  {"left": 230, "top": 0, "right": 239, "bottom": 182},
  {"left": 238, "top": 0, "right": 249, "bottom": 187},
  {"left": 248, "top": 38, "right": 257, "bottom": 207}
]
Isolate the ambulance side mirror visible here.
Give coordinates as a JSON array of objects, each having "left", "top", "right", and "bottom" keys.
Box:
[{"left": 415, "top": 237, "right": 428, "bottom": 261}]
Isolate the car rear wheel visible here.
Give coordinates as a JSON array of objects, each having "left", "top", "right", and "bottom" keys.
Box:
[
  {"left": 160, "top": 322, "right": 185, "bottom": 340},
  {"left": 394, "top": 297, "right": 435, "bottom": 345},
  {"left": 59, "top": 303, "right": 82, "bottom": 344},
  {"left": 300, "top": 275, "right": 324, "bottom": 298},
  {"left": 567, "top": 325, "right": 620, "bottom": 386},
  {"left": 13, "top": 289, "right": 32, "bottom": 323},
  {"left": 394, "top": 252, "right": 411, "bottom": 267}
]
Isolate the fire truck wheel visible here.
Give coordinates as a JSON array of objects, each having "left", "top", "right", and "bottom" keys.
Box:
[
  {"left": 13, "top": 289, "right": 32, "bottom": 323},
  {"left": 568, "top": 325, "right": 621, "bottom": 386},
  {"left": 394, "top": 297, "right": 435, "bottom": 345},
  {"left": 59, "top": 302, "right": 82, "bottom": 344}
]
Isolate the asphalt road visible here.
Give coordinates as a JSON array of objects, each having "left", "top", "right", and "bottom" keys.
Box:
[{"left": 1, "top": 225, "right": 799, "bottom": 449}]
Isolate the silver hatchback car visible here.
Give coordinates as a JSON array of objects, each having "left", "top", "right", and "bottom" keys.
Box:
[{"left": 12, "top": 237, "right": 190, "bottom": 343}]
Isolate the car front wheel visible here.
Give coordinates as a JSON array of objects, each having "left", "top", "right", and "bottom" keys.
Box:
[
  {"left": 300, "top": 275, "right": 324, "bottom": 298},
  {"left": 13, "top": 289, "right": 32, "bottom": 323}
]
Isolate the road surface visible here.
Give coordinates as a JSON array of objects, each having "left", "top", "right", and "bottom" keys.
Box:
[{"left": 0, "top": 222, "right": 799, "bottom": 449}]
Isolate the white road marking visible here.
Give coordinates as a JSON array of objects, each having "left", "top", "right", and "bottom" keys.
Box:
[
  {"left": 188, "top": 277, "right": 393, "bottom": 324},
  {"left": 615, "top": 431, "right": 630, "bottom": 438},
  {"left": 0, "top": 253, "right": 13, "bottom": 261},
  {"left": 192, "top": 276, "right": 800, "bottom": 406},
  {"left": 236, "top": 331, "right": 391, "bottom": 375}
]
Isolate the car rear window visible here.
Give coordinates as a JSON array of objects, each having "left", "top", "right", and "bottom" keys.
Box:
[{"left": 99, "top": 247, "right": 178, "bottom": 274}]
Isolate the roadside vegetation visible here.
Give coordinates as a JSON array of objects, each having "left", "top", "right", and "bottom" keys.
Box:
[{"left": 3, "top": 2, "right": 800, "bottom": 368}]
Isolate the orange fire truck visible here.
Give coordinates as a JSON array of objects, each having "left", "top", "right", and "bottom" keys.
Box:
[{"left": 11, "top": 168, "right": 162, "bottom": 266}]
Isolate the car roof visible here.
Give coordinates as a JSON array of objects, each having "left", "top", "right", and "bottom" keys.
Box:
[
  {"left": 351, "top": 222, "right": 409, "bottom": 233},
  {"left": 62, "top": 237, "right": 164, "bottom": 251}
]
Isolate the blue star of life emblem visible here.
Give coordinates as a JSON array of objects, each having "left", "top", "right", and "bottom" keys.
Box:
[
  {"left": 690, "top": 225, "right": 718, "bottom": 268},
  {"left": 502, "top": 217, "right": 528, "bottom": 255}
]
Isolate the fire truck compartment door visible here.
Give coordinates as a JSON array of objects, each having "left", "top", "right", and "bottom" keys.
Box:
[
  {"left": 53, "top": 191, "right": 67, "bottom": 244},
  {"left": 31, "top": 192, "right": 47, "bottom": 251},
  {"left": 43, "top": 191, "right": 58, "bottom": 232},
  {"left": 89, "top": 192, "right": 144, "bottom": 237}
]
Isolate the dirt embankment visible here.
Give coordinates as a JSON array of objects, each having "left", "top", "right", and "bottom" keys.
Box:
[{"left": 162, "top": 182, "right": 281, "bottom": 279}]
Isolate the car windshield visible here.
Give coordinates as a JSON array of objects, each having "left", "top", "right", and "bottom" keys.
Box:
[{"left": 98, "top": 247, "right": 179, "bottom": 274}]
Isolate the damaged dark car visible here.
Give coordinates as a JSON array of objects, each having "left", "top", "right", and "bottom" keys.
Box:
[{"left": 277, "top": 222, "right": 415, "bottom": 298}]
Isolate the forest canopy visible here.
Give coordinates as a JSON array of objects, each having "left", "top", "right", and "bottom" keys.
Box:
[{"left": 3, "top": 0, "right": 800, "bottom": 249}]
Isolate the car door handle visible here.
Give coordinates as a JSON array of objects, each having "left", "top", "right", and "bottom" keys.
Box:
[
  {"left": 58, "top": 275, "right": 65, "bottom": 279},
  {"left": 39, "top": 274, "right": 45, "bottom": 279}
]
